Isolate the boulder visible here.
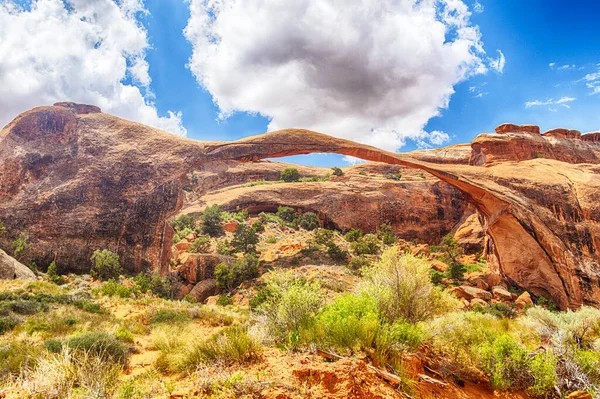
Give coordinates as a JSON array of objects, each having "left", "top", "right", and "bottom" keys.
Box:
[
  {"left": 495, "top": 123, "right": 540, "bottom": 135},
  {"left": 430, "top": 260, "right": 448, "bottom": 273},
  {"left": 223, "top": 220, "right": 239, "bottom": 233},
  {"left": 450, "top": 285, "right": 492, "bottom": 301},
  {"left": 188, "top": 279, "right": 217, "bottom": 303},
  {"left": 568, "top": 392, "right": 593, "bottom": 399},
  {"left": 0, "top": 249, "right": 36, "bottom": 280},
  {"left": 411, "top": 244, "right": 430, "bottom": 257},
  {"left": 515, "top": 291, "right": 534, "bottom": 309},
  {"left": 492, "top": 286, "right": 513, "bottom": 301},
  {"left": 484, "top": 273, "right": 503, "bottom": 288},
  {"left": 177, "top": 254, "right": 235, "bottom": 284},
  {"left": 174, "top": 241, "right": 192, "bottom": 252},
  {"left": 470, "top": 298, "right": 488, "bottom": 308}
]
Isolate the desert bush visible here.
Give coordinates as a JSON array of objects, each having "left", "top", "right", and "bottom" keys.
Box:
[
  {"left": 0, "top": 315, "right": 20, "bottom": 335},
  {"left": 100, "top": 279, "right": 137, "bottom": 298},
  {"left": 472, "top": 303, "right": 517, "bottom": 319},
  {"left": 265, "top": 235, "right": 277, "bottom": 244},
  {"left": 90, "top": 249, "right": 122, "bottom": 281},
  {"left": 215, "top": 255, "right": 259, "bottom": 291},
  {"left": 299, "top": 212, "right": 319, "bottom": 230},
  {"left": 429, "top": 269, "right": 444, "bottom": 285},
  {"left": 529, "top": 352, "right": 558, "bottom": 397},
  {"left": 67, "top": 331, "right": 129, "bottom": 365},
  {"left": 201, "top": 204, "right": 224, "bottom": 237},
  {"left": 216, "top": 294, "right": 233, "bottom": 306},
  {"left": 223, "top": 210, "right": 249, "bottom": 222},
  {"left": 249, "top": 286, "right": 274, "bottom": 310},
  {"left": 347, "top": 256, "right": 370, "bottom": 275},
  {"left": 280, "top": 168, "right": 300, "bottom": 182},
  {"left": 315, "top": 292, "right": 379, "bottom": 353},
  {"left": 232, "top": 223, "right": 259, "bottom": 254},
  {"left": 372, "top": 321, "right": 424, "bottom": 371},
  {"left": 0, "top": 298, "right": 49, "bottom": 315},
  {"left": 384, "top": 173, "right": 402, "bottom": 181},
  {"left": 216, "top": 238, "right": 235, "bottom": 255},
  {"left": 189, "top": 234, "right": 211, "bottom": 253},
  {"left": 150, "top": 310, "right": 190, "bottom": 325},
  {"left": 480, "top": 334, "right": 532, "bottom": 390},
  {"left": 46, "top": 260, "right": 66, "bottom": 284},
  {"left": 254, "top": 272, "right": 322, "bottom": 345},
  {"left": 182, "top": 327, "right": 261, "bottom": 371},
  {"left": 133, "top": 272, "right": 171, "bottom": 298},
  {"left": 251, "top": 220, "right": 265, "bottom": 233},
  {"left": 448, "top": 262, "right": 467, "bottom": 280},
  {"left": 351, "top": 234, "right": 380, "bottom": 255},
  {"left": 345, "top": 228, "right": 363, "bottom": 242},
  {"left": 362, "top": 248, "right": 457, "bottom": 323},
  {"left": 312, "top": 228, "right": 334, "bottom": 245},
  {"left": 173, "top": 227, "right": 194, "bottom": 243},
  {"left": 0, "top": 340, "right": 43, "bottom": 381},
  {"left": 326, "top": 241, "right": 349, "bottom": 262},
  {"left": 378, "top": 224, "right": 396, "bottom": 245},
  {"left": 24, "top": 314, "right": 79, "bottom": 337},
  {"left": 170, "top": 214, "right": 196, "bottom": 232},
  {"left": 115, "top": 325, "right": 134, "bottom": 343},
  {"left": 331, "top": 167, "right": 344, "bottom": 176},
  {"left": 276, "top": 206, "right": 297, "bottom": 222}
]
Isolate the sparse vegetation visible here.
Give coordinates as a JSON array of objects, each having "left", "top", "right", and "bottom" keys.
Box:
[
  {"left": 11, "top": 232, "right": 30, "bottom": 261},
  {"left": 298, "top": 212, "right": 319, "bottom": 230},
  {"left": 170, "top": 214, "right": 196, "bottom": 232},
  {"left": 332, "top": 167, "right": 344, "bottom": 176},
  {"left": 280, "top": 168, "right": 300, "bottom": 182},
  {"left": 201, "top": 204, "right": 224, "bottom": 237},
  {"left": 231, "top": 223, "right": 259, "bottom": 254},
  {"left": 215, "top": 254, "right": 259, "bottom": 291},
  {"left": 189, "top": 234, "right": 211, "bottom": 253}
]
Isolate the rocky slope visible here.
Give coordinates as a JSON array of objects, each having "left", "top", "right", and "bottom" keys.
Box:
[{"left": 1, "top": 103, "right": 599, "bottom": 309}]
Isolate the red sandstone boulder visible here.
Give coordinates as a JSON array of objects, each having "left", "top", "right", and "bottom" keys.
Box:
[
  {"left": 223, "top": 220, "right": 239, "bottom": 233},
  {"left": 450, "top": 285, "right": 492, "bottom": 301},
  {"left": 495, "top": 123, "right": 540, "bottom": 135},
  {"left": 515, "top": 291, "right": 534, "bottom": 309},
  {"left": 188, "top": 279, "right": 217, "bottom": 302},
  {"left": 174, "top": 241, "right": 192, "bottom": 252},
  {"left": 492, "top": 286, "right": 513, "bottom": 301}
]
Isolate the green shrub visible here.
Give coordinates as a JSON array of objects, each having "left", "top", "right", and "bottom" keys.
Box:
[
  {"left": 73, "top": 299, "right": 106, "bottom": 314},
  {"left": 201, "top": 205, "right": 224, "bottom": 237},
  {"left": 265, "top": 235, "right": 277, "bottom": 244},
  {"left": 217, "top": 294, "right": 233, "bottom": 306},
  {"left": 249, "top": 286, "right": 274, "bottom": 310},
  {"left": 150, "top": 310, "right": 190, "bottom": 324},
  {"left": 440, "top": 234, "right": 465, "bottom": 277},
  {"left": 173, "top": 227, "right": 194, "bottom": 243},
  {"left": 332, "top": 167, "right": 344, "bottom": 176},
  {"left": 351, "top": 234, "right": 380, "bottom": 255},
  {"left": 67, "top": 332, "right": 129, "bottom": 365},
  {"left": 182, "top": 327, "right": 261, "bottom": 370},
  {"left": 384, "top": 173, "right": 402, "bottom": 181},
  {"left": 0, "top": 315, "right": 20, "bottom": 334},
  {"left": 347, "top": 256, "right": 370, "bottom": 275},
  {"left": 11, "top": 232, "right": 30, "bottom": 261},
  {"left": 189, "top": 235, "right": 211, "bottom": 253},
  {"left": 378, "top": 224, "right": 396, "bottom": 245},
  {"left": 448, "top": 262, "right": 467, "bottom": 280},
  {"left": 2, "top": 299, "right": 49, "bottom": 315},
  {"left": 0, "top": 340, "right": 42, "bottom": 380},
  {"left": 216, "top": 238, "right": 235, "bottom": 255},
  {"left": 232, "top": 223, "right": 259, "bottom": 254},
  {"left": 170, "top": 214, "right": 196, "bottom": 232},
  {"left": 345, "top": 228, "right": 363, "bottom": 242},
  {"left": 480, "top": 334, "right": 532, "bottom": 390},
  {"left": 299, "top": 212, "right": 319, "bottom": 231},
  {"left": 115, "top": 325, "right": 134, "bottom": 343},
  {"left": 313, "top": 228, "right": 334, "bottom": 245},
  {"left": 46, "top": 260, "right": 65, "bottom": 284},
  {"left": 251, "top": 220, "right": 265, "bottom": 233},
  {"left": 473, "top": 303, "right": 517, "bottom": 319},
  {"left": 100, "top": 279, "right": 137, "bottom": 298},
  {"left": 280, "top": 168, "right": 300, "bottom": 182},
  {"left": 223, "top": 210, "right": 249, "bottom": 222},
  {"left": 326, "top": 242, "right": 349, "bottom": 262},
  {"left": 133, "top": 272, "right": 171, "bottom": 298},
  {"left": 90, "top": 249, "right": 122, "bottom": 281},
  {"left": 215, "top": 255, "right": 260, "bottom": 291},
  {"left": 537, "top": 296, "right": 558, "bottom": 311},
  {"left": 429, "top": 269, "right": 444, "bottom": 285},
  {"left": 316, "top": 293, "right": 379, "bottom": 353},
  {"left": 529, "top": 352, "right": 558, "bottom": 397},
  {"left": 361, "top": 248, "right": 457, "bottom": 323},
  {"left": 44, "top": 338, "right": 63, "bottom": 353},
  {"left": 276, "top": 206, "right": 296, "bottom": 222},
  {"left": 255, "top": 273, "right": 322, "bottom": 345}
]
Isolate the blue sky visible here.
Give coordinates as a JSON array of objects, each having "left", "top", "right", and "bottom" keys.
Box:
[
  {"left": 1, "top": 0, "right": 599, "bottom": 167},
  {"left": 142, "top": 0, "right": 600, "bottom": 166}
]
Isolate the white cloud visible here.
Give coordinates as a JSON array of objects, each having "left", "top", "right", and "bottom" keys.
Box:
[
  {"left": 184, "top": 0, "right": 500, "bottom": 152},
  {"left": 583, "top": 68, "right": 600, "bottom": 94},
  {"left": 525, "top": 96, "right": 575, "bottom": 109},
  {"left": 549, "top": 62, "right": 556, "bottom": 68},
  {"left": 0, "top": 0, "right": 186, "bottom": 135},
  {"left": 489, "top": 50, "right": 505, "bottom": 73},
  {"left": 473, "top": 1, "right": 484, "bottom": 13}
]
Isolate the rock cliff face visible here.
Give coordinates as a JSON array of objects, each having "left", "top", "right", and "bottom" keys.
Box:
[
  {"left": 181, "top": 161, "right": 470, "bottom": 243},
  {"left": 1, "top": 103, "right": 599, "bottom": 309}
]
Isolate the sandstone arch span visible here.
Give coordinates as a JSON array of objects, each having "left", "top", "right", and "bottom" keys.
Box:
[{"left": 1, "top": 104, "right": 598, "bottom": 310}]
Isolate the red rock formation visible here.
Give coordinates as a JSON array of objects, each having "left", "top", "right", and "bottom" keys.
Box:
[
  {"left": 495, "top": 123, "right": 540, "bottom": 135},
  {"left": 542, "top": 128, "right": 581, "bottom": 140},
  {"left": 582, "top": 132, "right": 600, "bottom": 143},
  {"left": 1, "top": 103, "right": 599, "bottom": 310}
]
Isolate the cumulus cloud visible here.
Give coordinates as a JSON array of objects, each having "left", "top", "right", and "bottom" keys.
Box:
[
  {"left": 473, "top": 1, "right": 484, "bottom": 13},
  {"left": 184, "top": 0, "right": 501, "bottom": 152},
  {"left": 0, "top": 0, "right": 186, "bottom": 135},
  {"left": 525, "top": 96, "right": 576, "bottom": 109}
]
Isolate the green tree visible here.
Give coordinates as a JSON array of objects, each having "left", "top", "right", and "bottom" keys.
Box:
[
  {"left": 215, "top": 255, "right": 259, "bottom": 291},
  {"left": 11, "top": 233, "right": 30, "bottom": 261},
  {"left": 378, "top": 224, "right": 396, "bottom": 245},
  {"left": 90, "top": 249, "right": 122, "bottom": 281},
  {"left": 231, "top": 223, "right": 259, "bottom": 254},
  {"left": 441, "top": 234, "right": 466, "bottom": 279},
  {"left": 344, "top": 228, "right": 363, "bottom": 242},
  {"left": 276, "top": 206, "right": 297, "bottom": 222},
  {"left": 331, "top": 167, "right": 344, "bottom": 176},
  {"left": 189, "top": 235, "right": 211, "bottom": 253},
  {"left": 280, "top": 168, "right": 300, "bottom": 182},
  {"left": 201, "top": 205, "right": 224, "bottom": 237}
]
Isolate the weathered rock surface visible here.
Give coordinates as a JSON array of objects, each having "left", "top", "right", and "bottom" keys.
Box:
[
  {"left": 182, "top": 161, "right": 470, "bottom": 243},
  {"left": 1, "top": 104, "right": 599, "bottom": 309},
  {"left": 453, "top": 213, "right": 485, "bottom": 254},
  {"left": 176, "top": 254, "right": 234, "bottom": 285},
  {"left": 450, "top": 286, "right": 493, "bottom": 301},
  {"left": 188, "top": 279, "right": 217, "bottom": 302},
  {"left": 0, "top": 249, "right": 36, "bottom": 280}
]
